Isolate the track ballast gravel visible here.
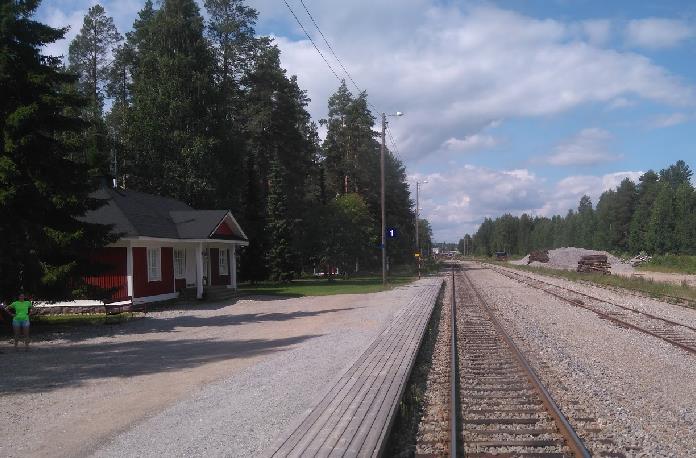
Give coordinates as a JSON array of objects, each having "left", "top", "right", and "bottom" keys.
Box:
[{"left": 468, "top": 263, "right": 696, "bottom": 456}]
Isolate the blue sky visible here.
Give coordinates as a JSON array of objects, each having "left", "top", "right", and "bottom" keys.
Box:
[{"left": 37, "top": 0, "right": 696, "bottom": 241}]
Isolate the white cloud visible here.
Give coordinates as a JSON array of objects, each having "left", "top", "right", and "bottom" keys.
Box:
[
  {"left": 625, "top": 18, "right": 694, "bottom": 49},
  {"left": 412, "top": 165, "right": 645, "bottom": 241},
  {"left": 410, "top": 165, "right": 546, "bottom": 240},
  {"left": 545, "top": 128, "right": 620, "bottom": 166},
  {"left": 441, "top": 134, "right": 498, "bottom": 153},
  {"left": 38, "top": 6, "right": 87, "bottom": 59},
  {"left": 581, "top": 19, "right": 612, "bottom": 45},
  {"left": 540, "top": 171, "right": 644, "bottom": 217},
  {"left": 607, "top": 97, "right": 636, "bottom": 109},
  {"left": 650, "top": 112, "right": 689, "bottom": 128},
  {"left": 269, "top": 4, "right": 696, "bottom": 161}
]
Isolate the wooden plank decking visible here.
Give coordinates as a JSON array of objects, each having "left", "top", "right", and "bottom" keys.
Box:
[{"left": 267, "top": 278, "right": 443, "bottom": 458}]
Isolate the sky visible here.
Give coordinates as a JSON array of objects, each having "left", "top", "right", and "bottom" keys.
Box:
[{"left": 37, "top": 0, "right": 696, "bottom": 242}]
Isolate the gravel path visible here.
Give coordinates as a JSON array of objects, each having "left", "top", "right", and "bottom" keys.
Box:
[
  {"left": 468, "top": 263, "right": 696, "bottom": 456},
  {"left": 0, "top": 280, "right": 435, "bottom": 458}
]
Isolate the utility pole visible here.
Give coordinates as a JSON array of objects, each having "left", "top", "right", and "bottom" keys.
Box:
[
  {"left": 380, "top": 112, "right": 403, "bottom": 286},
  {"left": 415, "top": 180, "right": 427, "bottom": 279},
  {"left": 381, "top": 113, "right": 387, "bottom": 285}
]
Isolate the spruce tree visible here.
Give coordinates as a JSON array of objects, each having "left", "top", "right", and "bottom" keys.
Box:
[
  {"left": 646, "top": 183, "right": 676, "bottom": 254},
  {"left": 629, "top": 170, "right": 659, "bottom": 252},
  {"left": 121, "top": 0, "right": 217, "bottom": 206},
  {"left": 0, "top": 1, "right": 112, "bottom": 300},
  {"left": 267, "top": 157, "right": 294, "bottom": 282}
]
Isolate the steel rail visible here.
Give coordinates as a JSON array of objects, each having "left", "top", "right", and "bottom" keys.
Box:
[
  {"left": 460, "top": 269, "right": 591, "bottom": 458},
  {"left": 494, "top": 267, "right": 696, "bottom": 356},
  {"left": 449, "top": 268, "right": 458, "bottom": 458},
  {"left": 497, "top": 266, "right": 696, "bottom": 334}
]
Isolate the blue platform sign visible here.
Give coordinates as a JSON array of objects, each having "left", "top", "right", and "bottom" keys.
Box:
[{"left": 387, "top": 227, "right": 399, "bottom": 239}]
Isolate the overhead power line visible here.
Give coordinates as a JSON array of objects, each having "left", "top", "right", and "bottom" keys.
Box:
[
  {"left": 298, "top": 0, "right": 362, "bottom": 95},
  {"left": 281, "top": 0, "right": 342, "bottom": 84},
  {"left": 282, "top": 0, "right": 404, "bottom": 159}
]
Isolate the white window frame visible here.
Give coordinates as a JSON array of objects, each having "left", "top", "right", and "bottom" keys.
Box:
[
  {"left": 147, "top": 247, "right": 161, "bottom": 282},
  {"left": 218, "top": 249, "right": 228, "bottom": 276},
  {"left": 173, "top": 248, "right": 186, "bottom": 279}
]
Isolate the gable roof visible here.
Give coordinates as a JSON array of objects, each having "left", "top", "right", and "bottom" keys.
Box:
[{"left": 83, "top": 187, "right": 248, "bottom": 242}]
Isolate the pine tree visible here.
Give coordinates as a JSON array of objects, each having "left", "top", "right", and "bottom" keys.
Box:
[
  {"left": 68, "top": 4, "right": 122, "bottom": 175},
  {"left": 0, "top": 1, "right": 112, "bottom": 300},
  {"left": 68, "top": 4, "right": 121, "bottom": 116}
]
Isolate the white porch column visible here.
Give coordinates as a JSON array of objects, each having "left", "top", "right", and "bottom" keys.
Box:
[
  {"left": 126, "top": 241, "right": 134, "bottom": 298},
  {"left": 229, "top": 246, "right": 237, "bottom": 290},
  {"left": 196, "top": 242, "right": 204, "bottom": 299}
]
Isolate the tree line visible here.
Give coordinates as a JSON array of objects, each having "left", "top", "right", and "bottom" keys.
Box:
[
  {"left": 463, "top": 160, "right": 696, "bottom": 257},
  {"left": 1, "top": 0, "right": 428, "bottom": 299}
]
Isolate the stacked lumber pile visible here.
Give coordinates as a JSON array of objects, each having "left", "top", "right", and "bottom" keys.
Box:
[
  {"left": 577, "top": 254, "right": 611, "bottom": 274},
  {"left": 528, "top": 250, "right": 549, "bottom": 264}
]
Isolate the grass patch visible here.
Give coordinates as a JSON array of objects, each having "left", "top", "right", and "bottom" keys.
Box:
[
  {"left": 239, "top": 275, "right": 416, "bottom": 297},
  {"left": 501, "top": 263, "right": 696, "bottom": 308},
  {"left": 638, "top": 255, "right": 696, "bottom": 275}
]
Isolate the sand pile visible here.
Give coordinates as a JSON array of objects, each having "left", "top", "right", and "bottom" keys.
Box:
[{"left": 511, "top": 247, "right": 634, "bottom": 274}]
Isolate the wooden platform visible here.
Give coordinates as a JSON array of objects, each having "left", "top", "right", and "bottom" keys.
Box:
[{"left": 266, "top": 278, "right": 443, "bottom": 458}]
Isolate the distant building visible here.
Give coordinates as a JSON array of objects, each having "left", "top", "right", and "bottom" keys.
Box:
[
  {"left": 80, "top": 185, "right": 249, "bottom": 304},
  {"left": 432, "top": 247, "right": 440, "bottom": 255}
]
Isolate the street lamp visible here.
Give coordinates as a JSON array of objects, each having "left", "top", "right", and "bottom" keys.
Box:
[
  {"left": 381, "top": 111, "right": 403, "bottom": 285},
  {"left": 416, "top": 180, "right": 428, "bottom": 279}
]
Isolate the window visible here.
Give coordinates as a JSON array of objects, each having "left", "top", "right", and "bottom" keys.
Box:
[
  {"left": 174, "top": 248, "right": 186, "bottom": 279},
  {"left": 147, "top": 247, "right": 161, "bottom": 282},
  {"left": 219, "top": 249, "right": 228, "bottom": 275}
]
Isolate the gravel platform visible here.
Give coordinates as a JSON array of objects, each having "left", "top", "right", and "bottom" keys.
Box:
[
  {"left": 468, "top": 263, "right": 696, "bottom": 456},
  {"left": 90, "top": 279, "right": 438, "bottom": 458}
]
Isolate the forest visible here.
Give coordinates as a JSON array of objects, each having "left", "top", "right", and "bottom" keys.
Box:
[
  {"left": 0, "top": 0, "right": 429, "bottom": 299},
  {"left": 463, "top": 160, "right": 696, "bottom": 257}
]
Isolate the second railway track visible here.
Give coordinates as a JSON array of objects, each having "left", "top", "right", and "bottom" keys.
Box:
[
  {"left": 450, "top": 267, "right": 590, "bottom": 457},
  {"left": 490, "top": 265, "right": 696, "bottom": 355}
]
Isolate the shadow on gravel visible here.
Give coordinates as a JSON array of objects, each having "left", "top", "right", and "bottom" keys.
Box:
[
  {"left": 11, "top": 307, "right": 358, "bottom": 343},
  {"left": 0, "top": 333, "right": 323, "bottom": 394}
]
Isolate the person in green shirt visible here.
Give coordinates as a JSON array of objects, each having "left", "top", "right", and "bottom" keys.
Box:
[{"left": 7, "top": 293, "right": 32, "bottom": 350}]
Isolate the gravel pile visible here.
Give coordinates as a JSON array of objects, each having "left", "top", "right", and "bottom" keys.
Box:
[
  {"left": 512, "top": 247, "right": 634, "bottom": 274},
  {"left": 468, "top": 263, "right": 696, "bottom": 456}
]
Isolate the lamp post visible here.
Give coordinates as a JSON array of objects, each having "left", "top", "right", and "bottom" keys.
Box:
[
  {"left": 381, "top": 111, "right": 403, "bottom": 285},
  {"left": 416, "top": 179, "right": 428, "bottom": 279}
]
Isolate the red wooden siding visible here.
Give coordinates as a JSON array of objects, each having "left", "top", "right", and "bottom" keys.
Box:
[
  {"left": 209, "top": 248, "right": 230, "bottom": 286},
  {"left": 133, "top": 247, "right": 175, "bottom": 298},
  {"left": 214, "top": 219, "right": 234, "bottom": 236},
  {"left": 84, "top": 248, "right": 128, "bottom": 300}
]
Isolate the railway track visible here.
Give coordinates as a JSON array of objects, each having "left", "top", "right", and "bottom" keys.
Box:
[
  {"left": 450, "top": 268, "right": 590, "bottom": 457},
  {"left": 491, "top": 266, "right": 696, "bottom": 355}
]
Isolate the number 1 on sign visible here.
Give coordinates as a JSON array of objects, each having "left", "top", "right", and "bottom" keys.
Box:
[{"left": 389, "top": 229, "right": 395, "bottom": 237}]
